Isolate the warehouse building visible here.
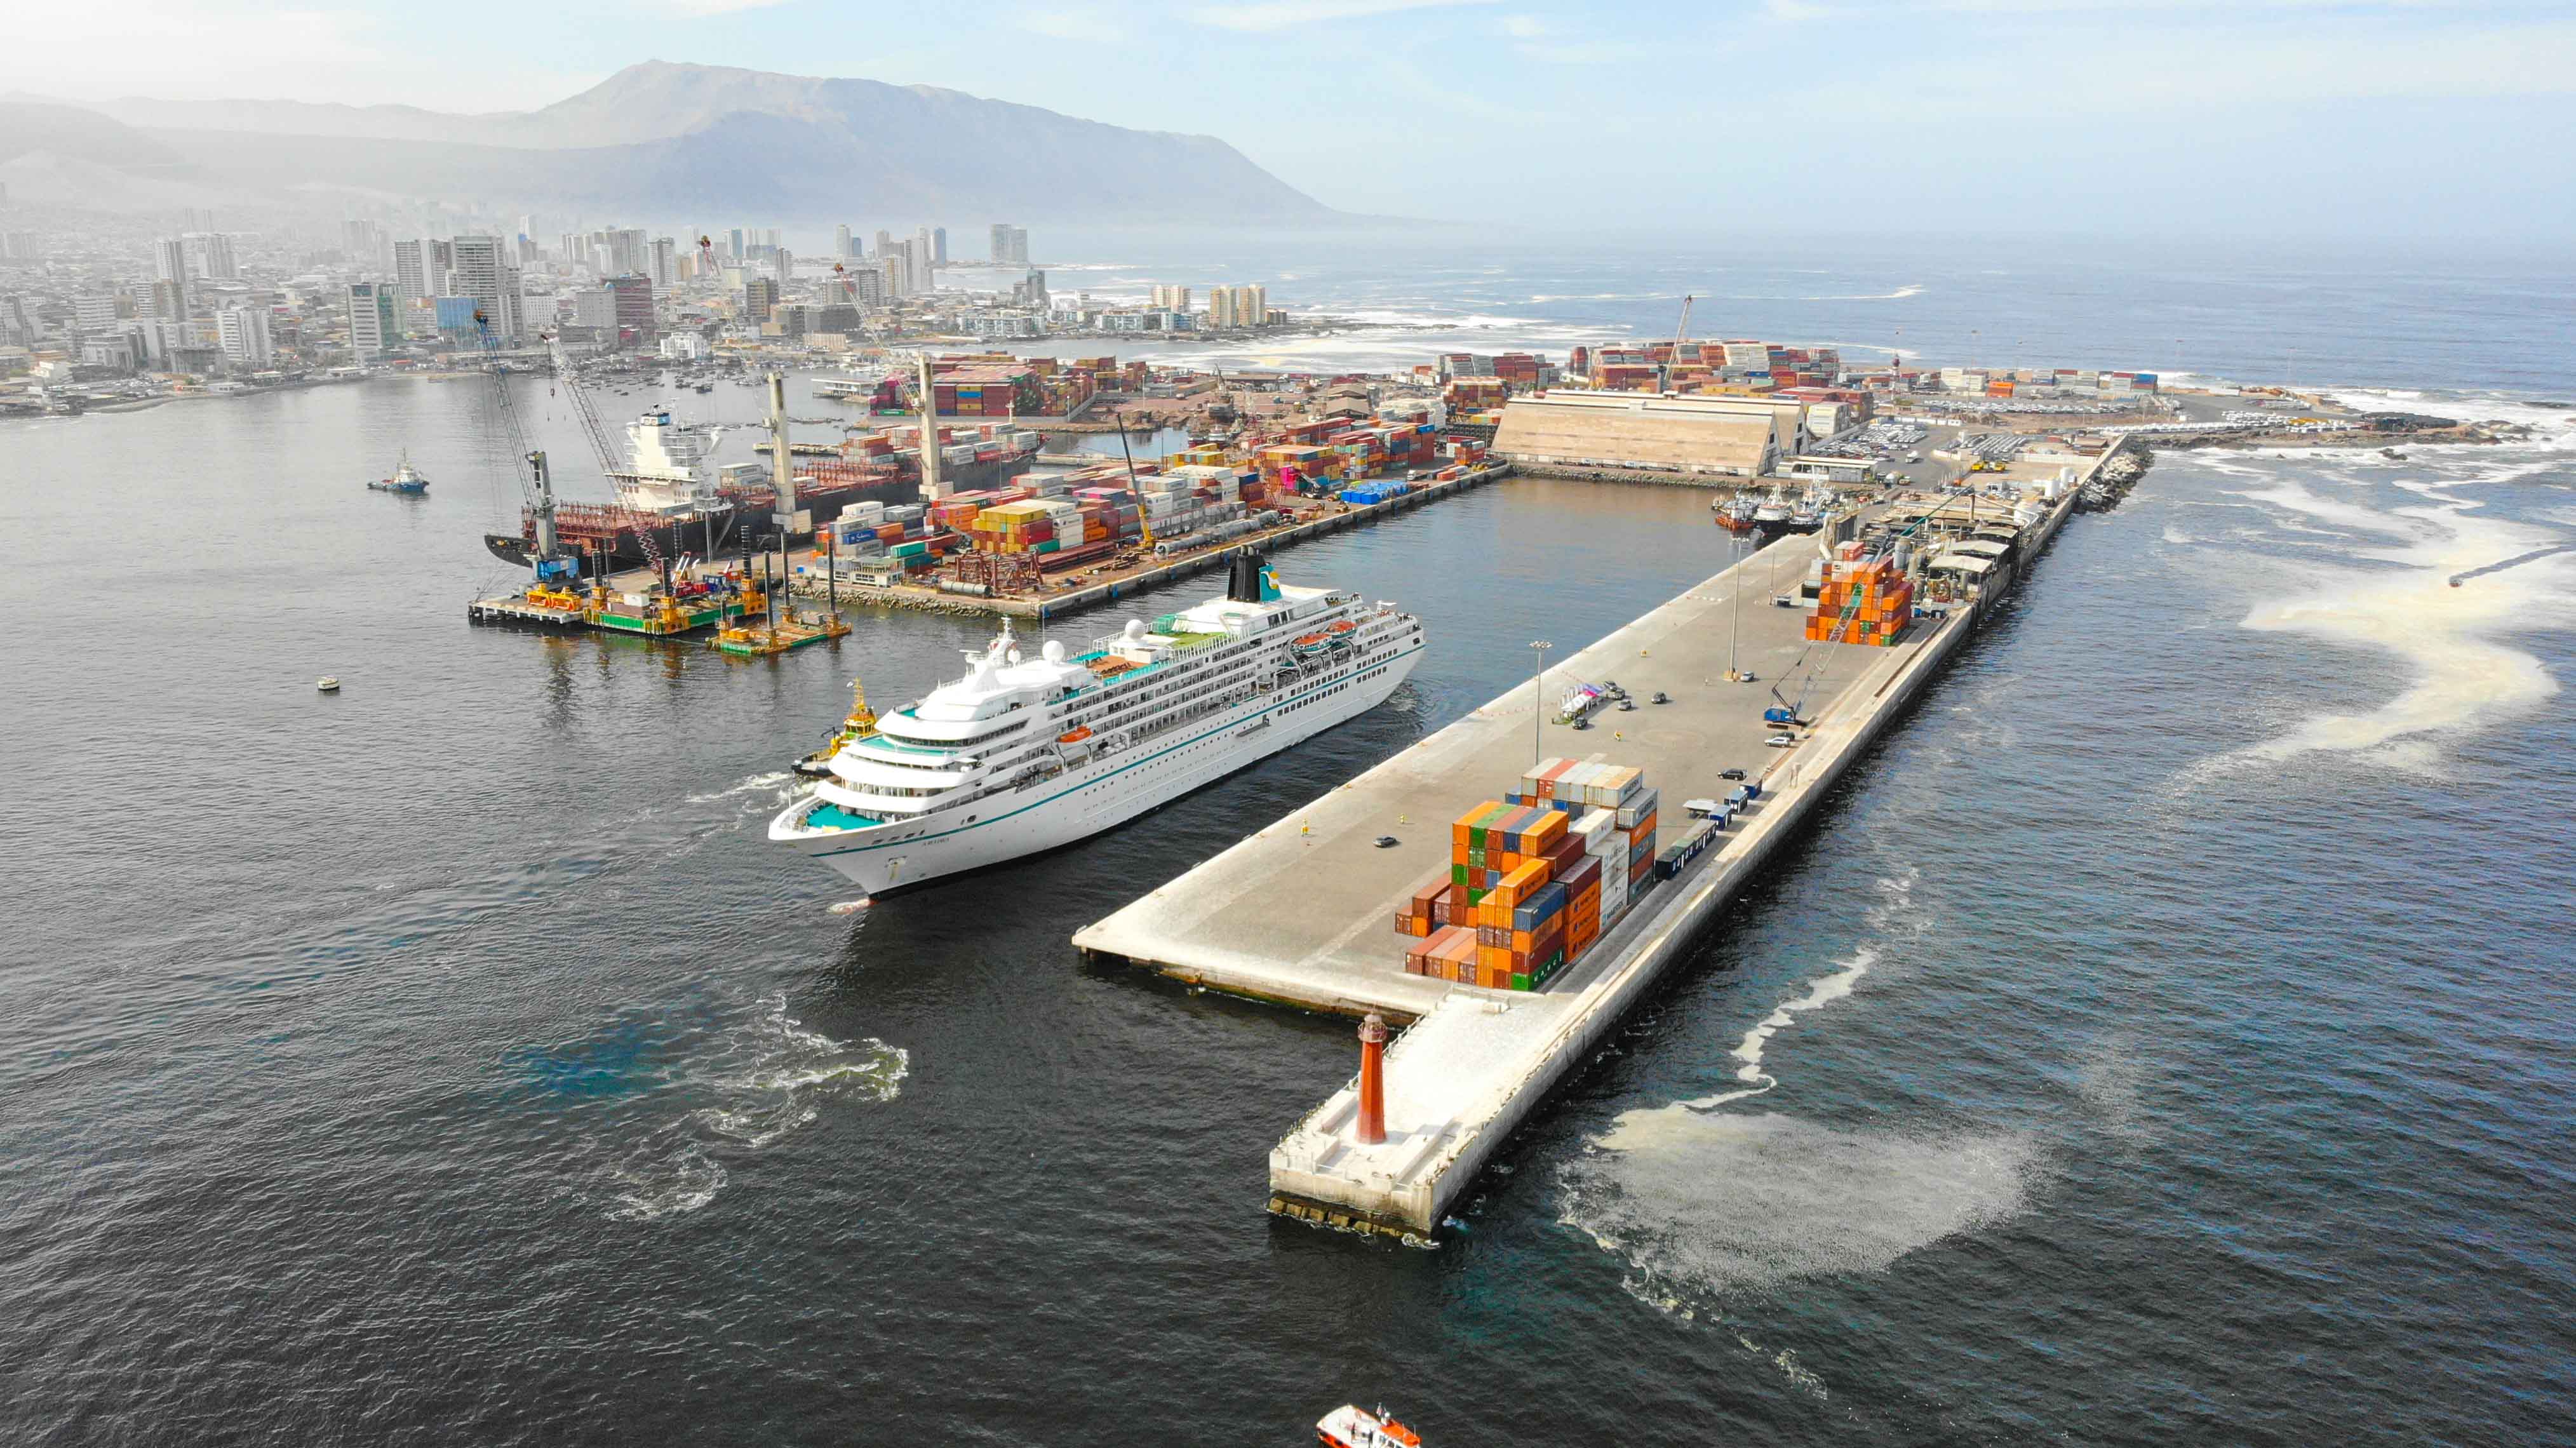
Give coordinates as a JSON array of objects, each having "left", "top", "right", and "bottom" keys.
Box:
[{"left": 1489, "top": 391, "right": 1808, "bottom": 478}]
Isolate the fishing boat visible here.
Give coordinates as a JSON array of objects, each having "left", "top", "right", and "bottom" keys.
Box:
[
  {"left": 771, "top": 554, "right": 1423, "bottom": 897},
  {"left": 1787, "top": 485, "right": 1833, "bottom": 533},
  {"left": 366, "top": 454, "right": 429, "bottom": 495},
  {"left": 1752, "top": 486, "right": 1793, "bottom": 533},
  {"left": 1317, "top": 1404, "right": 1422, "bottom": 1448},
  {"left": 1714, "top": 493, "right": 1759, "bottom": 533}
]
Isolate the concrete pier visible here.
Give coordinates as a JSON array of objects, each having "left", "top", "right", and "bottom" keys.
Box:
[{"left": 1075, "top": 453, "right": 2110, "bottom": 1237}]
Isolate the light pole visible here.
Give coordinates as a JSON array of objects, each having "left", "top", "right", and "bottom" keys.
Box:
[
  {"left": 1727, "top": 532, "right": 1749, "bottom": 683},
  {"left": 1529, "top": 640, "right": 1552, "bottom": 763}
]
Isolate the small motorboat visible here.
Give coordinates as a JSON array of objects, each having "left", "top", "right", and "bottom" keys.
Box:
[
  {"left": 316, "top": 676, "right": 340, "bottom": 692},
  {"left": 1318, "top": 1404, "right": 1422, "bottom": 1448},
  {"left": 366, "top": 453, "right": 429, "bottom": 495}
]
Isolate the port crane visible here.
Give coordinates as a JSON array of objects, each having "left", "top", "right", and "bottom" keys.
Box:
[
  {"left": 1656, "top": 294, "right": 1694, "bottom": 393},
  {"left": 544, "top": 332, "right": 676, "bottom": 587},
  {"left": 474, "top": 311, "right": 577, "bottom": 584},
  {"left": 1764, "top": 650, "right": 1823, "bottom": 727}
]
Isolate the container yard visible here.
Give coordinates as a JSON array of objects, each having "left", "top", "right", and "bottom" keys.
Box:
[{"left": 1073, "top": 443, "right": 2123, "bottom": 1237}]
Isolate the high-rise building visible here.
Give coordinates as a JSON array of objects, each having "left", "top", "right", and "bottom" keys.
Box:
[
  {"left": 912, "top": 227, "right": 935, "bottom": 292},
  {"left": 1210, "top": 283, "right": 1267, "bottom": 329},
  {"left": 989, "top": 224, "right": 1029, "bottom": 265},
  {"left": 833, "top": 224, "right": 852, "bottom": 258},
  {"left": 742, "top": 275, "right": 778, "bottom": 323},
  {"left": 72, "top": 293, "right": 120, "bottom": 333},
  {"left": 394, "top": 239, "right": 452, "bottom": 302},
  {"left": 607, "top": 273, "right": 655, "bottom": 344},
  {"left": 342, "top": 219, "right": 389, "bottom": 271},
  {"left": 882, "top": 246, "right": 911, "bottom": 301},
  {"left": 650, "top": 237, "right": 676, "bottom": 289},
  {"left": 445, "top": 236, "right": 521, "bottom": 343},
  {"left": 873, "top": 229, "right": 892, "bottom": 260},
  {"left": 1149, "top": 284, "right": 1191, "bottom": 313},
  {"left": 603, "top": 227, "right": 648, "bottom": 276},
  {"left": 152, "top": 237, "right": 191, "bottom": 314},
  {"left": 185, "top": 232, "right": 239, "bottom": 281},
  {"left": 216, "top": 305, "right": 274, "bottom": 368},
  {"left": 727, "top": 228, "right": 746, "bottom": 260},
  {"left": 0, "top": 231, "right": 43, "bottom": 261},
  {"left": 774, "top": 248, "right": 792, "bottom": 285},
  {"left": 570, "top": 286, "right": 619, "bottom": 330},
  {"left": 846, "top": 267, "right": 887, "bottom": 308},
  {"left": 345, "top": 282, "right": 396, "bottom": 359},
  {"left": 931, "top": 227, "right": 948, "bottom": 264}
]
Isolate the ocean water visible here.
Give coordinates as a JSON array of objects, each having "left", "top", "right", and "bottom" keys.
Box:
[{"left": 3, "top": 247, "right": 2572, "bottom": 1445}]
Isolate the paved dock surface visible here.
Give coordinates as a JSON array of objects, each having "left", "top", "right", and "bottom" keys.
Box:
[
  {"left": 1073, "top": 520, "right": 1879, "bottom": 1017},
  {"left": 1075, "top": 452, "right": 2109, "bottom": 1235}
]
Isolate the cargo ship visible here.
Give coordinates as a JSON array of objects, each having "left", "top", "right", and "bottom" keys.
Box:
[
  {"left": 485, "top": 408, "right": 1036, "bottom": 570},
  {"left": 770, "top": 554, "right": 1423, "bottom": 897}
]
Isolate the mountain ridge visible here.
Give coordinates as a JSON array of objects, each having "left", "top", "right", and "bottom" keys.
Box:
[{"left": 11, "top": 62, "right": 1333, "bottom": 222}]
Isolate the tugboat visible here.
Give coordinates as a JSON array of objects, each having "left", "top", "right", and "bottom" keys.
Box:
[
  {"left": 794, "top": 678, "right": 880, "bottom": 778},
  {"left": 366, "top": 453, "right": 429, "bottom": 495},
  {"left": 1317, "top": 1404, "right": 1421, "bottom": 1448}
]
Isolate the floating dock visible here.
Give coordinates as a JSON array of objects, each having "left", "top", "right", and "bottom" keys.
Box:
[{"left": 1074, "top": 455, "right": 2111, "bottom": 1237}]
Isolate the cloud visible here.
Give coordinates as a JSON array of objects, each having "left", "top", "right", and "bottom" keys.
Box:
[
  {"left": 1494, "top": 15, "right": 1646, "bottom": 62},
  {"left": 664, "top": 0, "right": 792, "bottom": 12},
  {"left": 1188, "top": 0, "right": 1496, "bottom": 32},
  {"left": 1018, "top": 4, "right": 1127, "bottom": 39}
]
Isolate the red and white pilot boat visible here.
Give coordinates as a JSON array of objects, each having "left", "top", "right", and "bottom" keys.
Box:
[{"left": 1317, "top": 1403, "right": 1423, "bottom": 1448}]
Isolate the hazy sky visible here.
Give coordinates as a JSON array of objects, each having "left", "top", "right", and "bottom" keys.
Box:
[{"left": 10, "top": 0, "right": 2573, "bottom": 238}]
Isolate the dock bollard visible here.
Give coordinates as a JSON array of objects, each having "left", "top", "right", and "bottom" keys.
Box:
[{"left": 1356, "top": 1012, "right": 1389, "bottom": 1145}]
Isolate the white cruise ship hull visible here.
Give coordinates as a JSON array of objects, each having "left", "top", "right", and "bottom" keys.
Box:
[{"left": 775, "top": 641, "right": 1422, "bottom": 897}]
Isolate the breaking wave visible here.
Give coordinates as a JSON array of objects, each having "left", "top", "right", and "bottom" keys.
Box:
[{"left": 2190, "top": 439, "right": 2575, "bottom": 772}]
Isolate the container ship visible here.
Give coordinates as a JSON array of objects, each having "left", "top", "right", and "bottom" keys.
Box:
[
  {"left": 485, "top": 408, "right": 1037, "bottom": 570},
  {"left": 770, "top": 553, "right": 1423, "bottom": 897}
]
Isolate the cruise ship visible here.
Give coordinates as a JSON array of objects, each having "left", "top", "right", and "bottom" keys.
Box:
[{"left": 770, "top": 554, "right": 1424, "bottom": 896}]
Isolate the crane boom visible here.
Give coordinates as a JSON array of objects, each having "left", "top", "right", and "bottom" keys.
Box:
[
  {"left": 1657, "top": 293, "right": 1694, "bottom": 393},
  {"left": 546, "top": 332, "right": 670, "bottom": 580}
]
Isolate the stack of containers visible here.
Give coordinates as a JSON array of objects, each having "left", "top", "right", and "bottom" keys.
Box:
[
  {"left": 1395, "top": 757, "right": 1659, "bottom": 992},
  {"left": 973, "top": 499, "right": 1057, "bottom": 554},
  {"left": 1806, "top": 554, "right": 1915, "bottom": 647}
]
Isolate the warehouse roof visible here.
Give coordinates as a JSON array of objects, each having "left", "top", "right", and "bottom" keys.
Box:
[{"left": 1491, "top": 392, "right": 1779, "bottom": 474}]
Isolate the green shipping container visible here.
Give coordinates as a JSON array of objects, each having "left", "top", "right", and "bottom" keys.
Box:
[{"left": 1034, "top": 539, "right": 1059, "bottom": 554}]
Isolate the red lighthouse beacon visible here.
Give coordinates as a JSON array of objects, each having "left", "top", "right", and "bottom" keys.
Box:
[{"left": 1355, "top": 1012, "right": 1389, "bottom": 1145}]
